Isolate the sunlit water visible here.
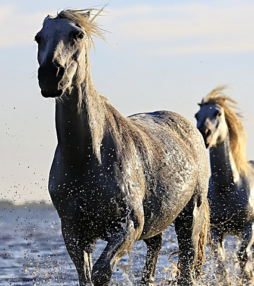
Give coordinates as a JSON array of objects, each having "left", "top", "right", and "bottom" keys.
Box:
[{"left": 0, "top": 205, "right": 246, "bottom": 285}]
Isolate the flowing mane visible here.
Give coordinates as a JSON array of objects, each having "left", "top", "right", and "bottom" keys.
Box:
[
  {"left": 47, "top": 8, "right": 107, "bottom": 160},
  {"left": 56, "top": 8, "right": 105, "bottom": 48},
  {"left": 199, "top": 86, "right": 249, "bottom": 176}
]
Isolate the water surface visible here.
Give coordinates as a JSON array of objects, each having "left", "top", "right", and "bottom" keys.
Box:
[{"left": 0, "top": 204, "right": 243, "bottom": 285}]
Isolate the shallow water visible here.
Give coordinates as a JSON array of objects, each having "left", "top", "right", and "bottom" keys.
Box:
[{"left": 0, "top": 205, "right": 245, "bottom": 285}]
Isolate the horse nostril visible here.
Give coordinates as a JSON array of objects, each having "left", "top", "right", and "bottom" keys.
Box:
[
  {"left": 57, "top": 66, "right": 65, "bottom": 78},
  {"left": 206, "top": 129, "right": 211, "bottom": 137},
  {"left": 198, "top": 126, "right": 211, "bottom": 138}
]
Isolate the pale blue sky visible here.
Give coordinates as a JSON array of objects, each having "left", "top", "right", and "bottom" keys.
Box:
[{"left": 1, "top": 0, "right": 254, "bottom": 203}]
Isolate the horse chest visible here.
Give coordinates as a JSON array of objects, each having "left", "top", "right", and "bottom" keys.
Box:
[
  {"left": 209, "top": 184, "right": 251, "bottom": 229},
  {"left": 50, "top": 173, "right": 134, "bottom": 237}
]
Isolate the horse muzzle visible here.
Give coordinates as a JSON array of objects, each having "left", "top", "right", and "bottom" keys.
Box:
[
  {"left": 197, "top": 126, "right": 212, "bottom": 148},
  {"left": 41, "top": 89, "right": 63, "bottom": 98},
  {"left": 38, "top": 61, "right": 65, "bottom": 98}
]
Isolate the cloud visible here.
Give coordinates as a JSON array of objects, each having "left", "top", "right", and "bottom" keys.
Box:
[
  {"left": 1, "top": 1, "right": 254, "bottom": 55},
  {"left": 0, "top": 5, "right": 45, "bottom": 47},
  {"left": 103, "top": 2, "right": 254, "bottom": 55}
]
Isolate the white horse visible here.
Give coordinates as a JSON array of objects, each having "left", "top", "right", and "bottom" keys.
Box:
[
  {"left": 35, "top": 9, "right": 209, "bottom": 286},
  {"left": 195, "top": 86, "right": 254, "bottom": 285}
]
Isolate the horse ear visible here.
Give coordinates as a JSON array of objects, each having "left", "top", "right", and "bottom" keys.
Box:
[
  {"left": 199, "top": 97, "right": 207, "bottom": 107},
  {"left": 82, "top": 10, "right": 91, "bottom": 18},
  {"left": 43, "top": 15, "right": 53, "bottom": 25}
]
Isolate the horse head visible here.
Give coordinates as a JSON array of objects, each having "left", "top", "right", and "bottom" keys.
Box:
[
  {"left": 35, "top": 11, "right": 91, "bottom": 98},
  {"left": 195, "top": 103, "right": 228, "bottom": 149}
]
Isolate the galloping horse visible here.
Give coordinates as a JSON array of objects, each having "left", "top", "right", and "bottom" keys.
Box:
[
  {"left": 35, "top": 9, "right": 209, "bottom": 286},
  {"left": 195, "top": 86, "right": 254, "bottom": 285}
]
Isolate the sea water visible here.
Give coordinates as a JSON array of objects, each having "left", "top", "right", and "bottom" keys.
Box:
[{"left": 0, "top": 204, "right": 244, "bottom": 285}]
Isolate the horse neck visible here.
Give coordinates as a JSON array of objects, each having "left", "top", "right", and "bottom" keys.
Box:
[
  {"left": 55, "top": 73, "right": 105, "bottom": 165},
  {"left": 209, "top": 134, "right": 240, "bottom": 187}
]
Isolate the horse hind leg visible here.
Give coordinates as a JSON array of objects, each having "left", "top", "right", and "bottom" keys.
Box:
[
  {"left": 237, "top": 222, "right": 254, "bottom": 285},
  {"left": 174, "top": 196, "right": 208, "bottom": 286},
  {"left": 140, "top": 232, "right": 163, "bottom": 286}
]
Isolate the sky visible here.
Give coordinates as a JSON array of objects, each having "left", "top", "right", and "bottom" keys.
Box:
[{"left": 0, "top": 0, "right": 254, "bottom": 204}]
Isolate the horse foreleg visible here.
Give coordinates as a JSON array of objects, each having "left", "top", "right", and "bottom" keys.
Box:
[
  {"left": 62, "top": 222, "right": 94, "bottom": 286},
  {"left": 237, "top": 223, "right": 254, "bottom": 284},
  {"left": 141, "top": 232, "right": 163, "bottom": 286},
  {"left": 210, "top": 227, "right": 231, "bottom": 286},
  {"left": 91, "top": 219, "right": 137, "bottom": 286}
]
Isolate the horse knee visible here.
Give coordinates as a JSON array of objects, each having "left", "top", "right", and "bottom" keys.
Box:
[
  {"left": 92, "top": 221, "right": 137, "bottom": 285},
  {"left": 145, "top": 232, "right": 163, "bottom": 252}
]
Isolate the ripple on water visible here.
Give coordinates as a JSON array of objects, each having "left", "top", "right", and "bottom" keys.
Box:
[{"left": 0, "top": 206, "right": 245, "bottom": 285}]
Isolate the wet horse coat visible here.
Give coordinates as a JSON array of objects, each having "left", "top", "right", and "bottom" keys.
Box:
[
  {"left": 195, "top": 86, "right": 254, "bottom": 285},
  {"left": 35, "top": 9, "right": 209, "bottom": 286}
]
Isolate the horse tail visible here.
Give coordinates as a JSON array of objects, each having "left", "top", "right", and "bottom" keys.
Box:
[{"left": 194, "top": 199, "right": 210, "bottom": 278}]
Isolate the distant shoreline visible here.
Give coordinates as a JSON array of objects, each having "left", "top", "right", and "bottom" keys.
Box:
[{"left": 0, "top": 200, "right": 54, "bottom": 208}]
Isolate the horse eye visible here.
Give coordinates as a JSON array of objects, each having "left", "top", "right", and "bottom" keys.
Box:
[
  {"left": 72, "top": 31, "right": 85, "bottom": 40},
  {"left": 216, "top": 111, "right": 222, "bottom": 117},
  {"left": 77, "top": 32, "right": 85, "bottom": 39}
]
